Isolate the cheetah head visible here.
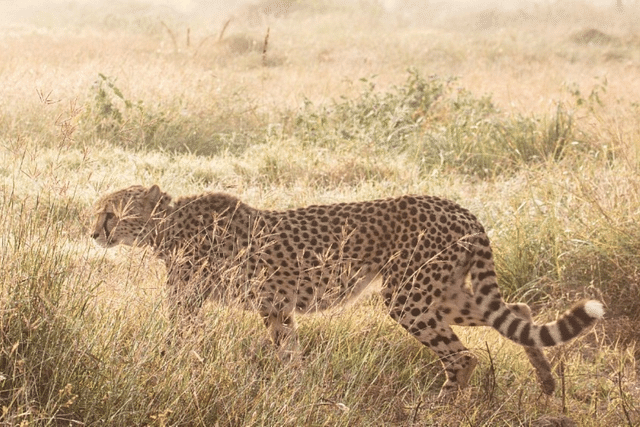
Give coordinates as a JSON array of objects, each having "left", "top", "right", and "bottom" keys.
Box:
[{"left": 91, "top": 185, "right": 171, "bottom": 248}]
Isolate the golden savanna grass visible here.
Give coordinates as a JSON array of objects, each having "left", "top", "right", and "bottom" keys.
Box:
[{"left": 1, "top": 0, "right": 639, "bottom": 425}]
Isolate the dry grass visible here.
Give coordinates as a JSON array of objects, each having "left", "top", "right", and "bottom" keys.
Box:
[{"left": 1, "top": 0, "right": 640, "bottom": 425}]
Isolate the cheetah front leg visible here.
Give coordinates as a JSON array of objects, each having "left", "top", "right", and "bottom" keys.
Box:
[
  {"left": 261, "top": 311, "right": 300, "bottom": 361},
  {"left": 165, "top": 278, "right": 209, "bottom": 324}
]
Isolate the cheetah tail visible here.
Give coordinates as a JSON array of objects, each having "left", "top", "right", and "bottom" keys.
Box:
[{"left": 494, "top": 300, "right": 604, "bottom": 347}]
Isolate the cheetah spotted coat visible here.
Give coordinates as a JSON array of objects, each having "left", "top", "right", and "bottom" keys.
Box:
[{"left": 91, "top": 185, "right": 603, "bottom": 398}]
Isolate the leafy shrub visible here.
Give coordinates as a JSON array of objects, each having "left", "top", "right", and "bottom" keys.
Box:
[
  {"left": 294, "top": 70, "right": 587, "bottom": 177},
  {"left": 80, "top": 73, "right": 168, "bottom": 148},
  {"left": 80, "top": 74, "right": 269, "bottom": 156}
]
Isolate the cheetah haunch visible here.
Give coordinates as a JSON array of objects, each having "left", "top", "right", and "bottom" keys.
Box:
[{"left": 91, "top": 185, "right": 603, "bottom": 399}]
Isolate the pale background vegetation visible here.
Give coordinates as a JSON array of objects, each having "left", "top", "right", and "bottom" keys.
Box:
[{"left": 0, "top": 0, "right": 639, "bottom": 425}]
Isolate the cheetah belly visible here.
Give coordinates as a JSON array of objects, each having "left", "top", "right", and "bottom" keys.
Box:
[{"left": 296, "top": 268, "right": 382, "bottom": 314}]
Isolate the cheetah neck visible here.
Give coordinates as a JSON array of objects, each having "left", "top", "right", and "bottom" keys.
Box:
[{"left": 148, "top": 205, "right": 174, "bottom": 251}]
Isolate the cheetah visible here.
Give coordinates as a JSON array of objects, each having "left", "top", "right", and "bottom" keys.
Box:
[{"left": 91, "top": 185, "right": 603, "bottom": 399}]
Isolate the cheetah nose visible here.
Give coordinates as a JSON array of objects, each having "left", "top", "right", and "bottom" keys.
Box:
[{"left": 91, "top": 232, "right": 100, "bottom": 240}]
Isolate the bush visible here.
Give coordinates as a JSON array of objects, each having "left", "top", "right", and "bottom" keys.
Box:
[
  {"left": 294, "top": 70, "right": 590, "bottom": 177},
  {"left": 79, "top": 74, "right": 269, "bottom": 156}
]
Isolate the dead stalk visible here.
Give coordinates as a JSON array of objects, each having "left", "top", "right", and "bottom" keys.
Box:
[
  {"left": 161, "top": 20, "right": 178, "bottom": 53},
  {"left": 262, "top": 27, "right": 270, "bottom": 67},
  {"left": 218, "top": 18, "right": 232, "bottom": 42}
]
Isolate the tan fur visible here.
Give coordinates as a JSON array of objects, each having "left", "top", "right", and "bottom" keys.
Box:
[{"left": 92, "top": 185, "right": 603, "bottom": 399}]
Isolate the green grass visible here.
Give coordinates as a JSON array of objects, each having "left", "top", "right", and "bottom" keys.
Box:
[{"left": 1, "top": 0, "right": 640, "bottom": 425}]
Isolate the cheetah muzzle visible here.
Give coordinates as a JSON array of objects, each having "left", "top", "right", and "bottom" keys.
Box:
[{"left": 91, "top": 185, "right": 604, "bottom": 399}]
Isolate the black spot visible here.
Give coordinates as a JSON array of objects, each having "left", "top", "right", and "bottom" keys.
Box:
[
  {"left": 492, "top": 310, "right": 510, "bottom": 330},
  {"left": 573, "top": 305, "right": 596, "bottom": 325},
  {"left": 479, "top": 285, "right": 493, "bottom": 296},
  {"left": 478, "top": 270, "right": 496, "bottom": 281},
  {"left": 540, "top": 325, "right": 555, "bottom": 346},
  {"left": 567, "top": 311, "right": 582, "bottom": 333},
  {"left": 558, "top": 319, "right": 572, "bottom": 341},
  {"left": 520, "top": 323, "right": 534, "bottom": 346},
  {"left": 506, "top": 318, "right": 521, "bottom": 337},
  {"left": 430, "top": 335, "right": 450, "bottom": 347}
]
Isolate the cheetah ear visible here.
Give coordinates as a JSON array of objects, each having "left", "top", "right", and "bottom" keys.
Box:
[
  {"left": 145, "top": 184, "right": 171, "bottom": 211},
  {"left": 145, "top": 185, "right": 163, "bottom": 206}
]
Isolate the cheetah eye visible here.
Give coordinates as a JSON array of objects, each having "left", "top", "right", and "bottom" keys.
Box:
[{"left": 102, "top": 212, "right": 116, "bottom": 239}]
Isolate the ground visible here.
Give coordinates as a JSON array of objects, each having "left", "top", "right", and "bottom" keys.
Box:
[{"left": 0, "top": 0, "right": 638, "bottom": 425}]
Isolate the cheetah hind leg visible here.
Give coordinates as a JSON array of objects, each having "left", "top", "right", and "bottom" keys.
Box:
[
  {"left": 398, "top": 321, "right": 478, "bottom": 401},
  {"left": 261, "top": 311, "right": 301, "bottom": 362},
  {"left": 508, "top": 303, "right": 555, "bottom": 395},
  {"left": 435, "top": 347, "right": 478, "bottom": 401}
]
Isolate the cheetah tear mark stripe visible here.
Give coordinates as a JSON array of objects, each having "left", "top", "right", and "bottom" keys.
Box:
[{"left": 493, "top": 300, "right": 604, "bottom": 347}]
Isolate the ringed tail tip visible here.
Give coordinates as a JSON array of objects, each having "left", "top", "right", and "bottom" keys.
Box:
[{"left": 584, "top": 300, "right": 604, "bottom": 319}]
